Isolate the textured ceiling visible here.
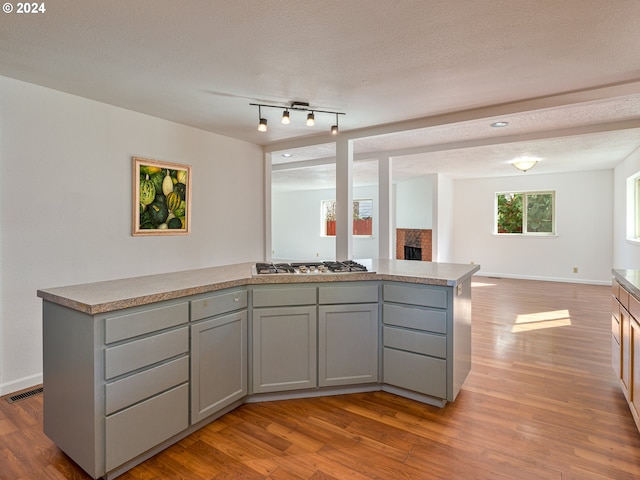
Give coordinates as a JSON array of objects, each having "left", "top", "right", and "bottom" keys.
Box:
[{"left": 2, "top": 0, "right": 640, "bottom": 187}]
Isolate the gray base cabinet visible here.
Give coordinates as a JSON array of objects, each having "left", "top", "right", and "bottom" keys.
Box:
[
  {"left": 252, "top": 305, "right": 317, "bottom": 393},
  {"left": 42, "top": 274, "right": 475, "bottom": 479},
  {"left": 382, "top": 280, "right": 471, "bottom": 403},
  {"left": 317, "top": 283, "right": 379, "bottom": 387},
  {"left": 43, "top": 299, "right": 190, "bottom": 479},
  {"left": 318, "top": 303, "right": 379, "bottom": 387},
  {"left": 190, "top": 311, "right": 247, "bottom": 424}
]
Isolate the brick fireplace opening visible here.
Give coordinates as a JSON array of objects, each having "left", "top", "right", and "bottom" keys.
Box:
[{"left": 396, "top": 229, "right": 432, "bottom": 261}]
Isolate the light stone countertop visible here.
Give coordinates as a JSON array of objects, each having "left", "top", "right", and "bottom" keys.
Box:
[
  {"left": 613, "top": 269, "right": 640, "bottom": 298},
  {"left": 38, "top": 259, "right": 480, "bottom": 315}
]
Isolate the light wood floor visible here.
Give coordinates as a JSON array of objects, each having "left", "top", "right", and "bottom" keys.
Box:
[{"left": 2, "top": 277, "right": 640, "bottom": 479}]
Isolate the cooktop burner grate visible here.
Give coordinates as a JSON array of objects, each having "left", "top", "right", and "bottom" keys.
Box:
[{"left": 255, "top": 260, "right": 370, "bottom": 274}]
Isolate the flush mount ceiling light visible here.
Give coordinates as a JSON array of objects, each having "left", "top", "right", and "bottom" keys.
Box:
[
  {"left": 491, "top": 121, "right": 509, "bottom": 128},
  {"left": 250, "top": 101, "right": 345, "bottom": 134},
  {"left": 511, "top": 155, "right": 540, "bottom": 172}
]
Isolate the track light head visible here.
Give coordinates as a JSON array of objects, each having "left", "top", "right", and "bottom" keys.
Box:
[
  {"left": 281, "top": 110, "right": 290, "bottom": 124},
  {"left": 257, "top": 105, "right": 267, "bottom": 132},
  {"left": 306, "top": 112, "right": 315, "bottom": 126},
  {"left": 331, "top": 113, "right": 339, "bottom": 134}
]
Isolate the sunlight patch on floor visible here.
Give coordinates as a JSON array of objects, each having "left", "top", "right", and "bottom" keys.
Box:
[
  {"left": 471, "top": 281, "right": 497, "bottom": 288},
  {"left": 512, "top": 309, "right": 572, "bottom": 333}
]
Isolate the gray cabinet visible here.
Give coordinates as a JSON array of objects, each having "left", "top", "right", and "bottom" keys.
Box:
[
  {"left": 190, "top": 310, "right": 247, "bottom": 424},
  {"left": 251, "top": 286, "right": 318, "bottom": 394},
  {"left": 318, "top": 283, "right": 379, "bottom": 387},
  {"left": 43, "top": 299, "right": 189, "bottom": 479},
  {"left": 190, "top": 288, "right": 248, "bottom": 424},
  {"left": 382, "top": 280, "right": 471, "bottom": 404},
  {"left": 252, "top": 305, "right": 317, "bottom": 393}
]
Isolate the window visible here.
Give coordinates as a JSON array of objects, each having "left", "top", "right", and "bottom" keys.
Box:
[
  {"left": 322, "top": 199, "right": 373, "bottom": 236},
  {"left": 496, "top": 191, "right": 555, "bottom": 235},
  {"left": 625, "top": 172, "right": 640, "bottom": 241}
]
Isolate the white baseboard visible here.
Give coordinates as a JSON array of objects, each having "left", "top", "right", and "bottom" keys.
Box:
[
  {"left": 473, "top": 271, "right": 611, "bottom": 286},
  {"left": 1, "top": 373, "right": 42, "bottom": 397}
]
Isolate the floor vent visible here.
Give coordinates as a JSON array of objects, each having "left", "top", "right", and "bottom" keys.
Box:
[{"left": 6, "top": 387, "right": 43, "bottom": 404}]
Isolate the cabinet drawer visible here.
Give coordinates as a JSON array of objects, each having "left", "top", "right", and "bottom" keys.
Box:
[
  {"left": 105, "top": 383, "right": 188, "bottom": 471},
  {"left": 383, "top": 284, "right": 447, "bottom": 309},
  {"left": 105, "top": 302, "right": 188, "bottom": 344},
  {"left": 612, "top": 314, "right": 621, "bottom": 344},
  {"left": 620, "top": 285, "right": 630, "bottom": 311},
  {"left": 105, "top": 327, "right": 188, "bottom": 380},
  {"left": 612, "top": 296, "right": 621, "bottom": 321},
  {"left": 612, "top": 279, "right": 620, "bottom": 300},
  {"left": 105, "top": 356, "right": 189, "bottom": 415},
  {"left": 612, "top": 335, "right": 621, "bottom": 379},
  {"left": 319, "top": 283, "right": 379, "bottom": 304},
  {"left": 383, "top": 326, "right": 446, "bottom": 358},
  {"left": 383, "top": 303, "right": 446, "bottom": 333},
  {"left": 191, "top": 289, "right": 247, "bottom": 321},
  {"left": 630, "top": 292, "right": 640, "bottom": 320},
  {"left": 383, "top": 347, "right": 446, "bottom": 399},
  {"left": 252, "top": 286, "right": 316, "bottom": 307}
]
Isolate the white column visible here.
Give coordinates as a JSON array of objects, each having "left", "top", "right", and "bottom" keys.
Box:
[
  {"left": 335, "top": 136, "right": 353, "bottom": 260},
  {"left": 378, "top": 155, "right": 393, "bottom": 259},
  {"left": 264, "top": 152, "right": 272, "bottom": 262}
]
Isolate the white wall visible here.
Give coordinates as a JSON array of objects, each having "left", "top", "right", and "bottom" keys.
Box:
[
  {"left": 395, "top": 175, "right": 434, "bottom": 229},
  {"left": 271, "top": 185, "right": 379, "bottom": 260},
  {"left": 452, "top": 169, "right": 613, "bottom": 284},
  {"left": 0, "top": 76, "right": 264, "bottom": 394},
  {"left": 613, "top": 147, "right": 640, "bottom": 269}
]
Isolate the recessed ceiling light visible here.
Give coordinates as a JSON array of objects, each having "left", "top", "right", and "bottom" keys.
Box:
[{"left": 491, "top": 121, "right": 509, "bottom": 128}]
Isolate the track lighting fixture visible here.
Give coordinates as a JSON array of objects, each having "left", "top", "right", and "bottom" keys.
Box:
[
  {"left": 306, "top": 111, "right": 315, "bottom": 126},
  {"left": 250, "top": 101, "right": 345, "bottom": 134},
  {"left": 331, "top": 113, "right": 339, "bottom": 135},
  {"left": 257, "top": 106, "right": 267, "bottom": 132}
]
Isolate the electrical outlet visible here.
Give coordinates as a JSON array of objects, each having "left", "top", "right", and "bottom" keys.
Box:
[{"left": 573, "top": 267, "right": 578, "bottom": 273}]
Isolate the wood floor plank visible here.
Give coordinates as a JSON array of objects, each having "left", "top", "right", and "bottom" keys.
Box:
[{"left": 2, "top": 277, "right": 640, "bottom": 479}]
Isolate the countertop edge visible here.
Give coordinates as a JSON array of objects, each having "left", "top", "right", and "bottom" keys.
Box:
[
  {"left": 39, "top": 261, "right": 481, "bottom": 315},
  {"left": 613, "top": 268, "right": 640, "bottom": 298}
]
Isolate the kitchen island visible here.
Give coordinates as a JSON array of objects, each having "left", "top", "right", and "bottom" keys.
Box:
[{"left": 38, "top": 259, "right": 479, "bottom": 479}]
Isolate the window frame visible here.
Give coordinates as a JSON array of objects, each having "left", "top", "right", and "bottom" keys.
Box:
[{"left": 495, "top": 190, "right": 556, "bottom": 236}]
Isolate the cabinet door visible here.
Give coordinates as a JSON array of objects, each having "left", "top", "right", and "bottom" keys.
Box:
[
  {"left": 252, "top": 306, "right": 317, "bottom": 393},
  {"left": 318, "top": 303, "right": 379, "bottom": 387},
  {"left": 622, "top": 308, "right": 632, "bottom": 401},
  {"left": 191, "top": 311, "right": 247, "bottom": 424},
  {"left": 632, "top": 318, "right": 640, "bottom": 422}
]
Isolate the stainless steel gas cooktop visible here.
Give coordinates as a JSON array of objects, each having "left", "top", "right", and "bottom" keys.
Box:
[{"left": 254, "top": 260, "right": 372, "bottom": 275}]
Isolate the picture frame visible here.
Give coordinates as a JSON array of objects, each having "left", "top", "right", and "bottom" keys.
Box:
[{"left": 132, "top": 156, "right": 192, "bottom": 236}]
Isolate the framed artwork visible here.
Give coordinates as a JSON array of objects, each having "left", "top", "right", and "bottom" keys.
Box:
[{"left": 132, "top": 157, "right": 192, "bottom": 236}]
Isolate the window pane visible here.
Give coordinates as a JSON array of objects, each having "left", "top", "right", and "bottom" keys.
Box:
[
  {"left": 497, "top": 193, "right": 523, "bottom": 233},
  {"left": 354, "top": 199, "right": 373, "bottom": 236},
  {"left": 526, "top": 193, "right": 553, "bottom": 233}
]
